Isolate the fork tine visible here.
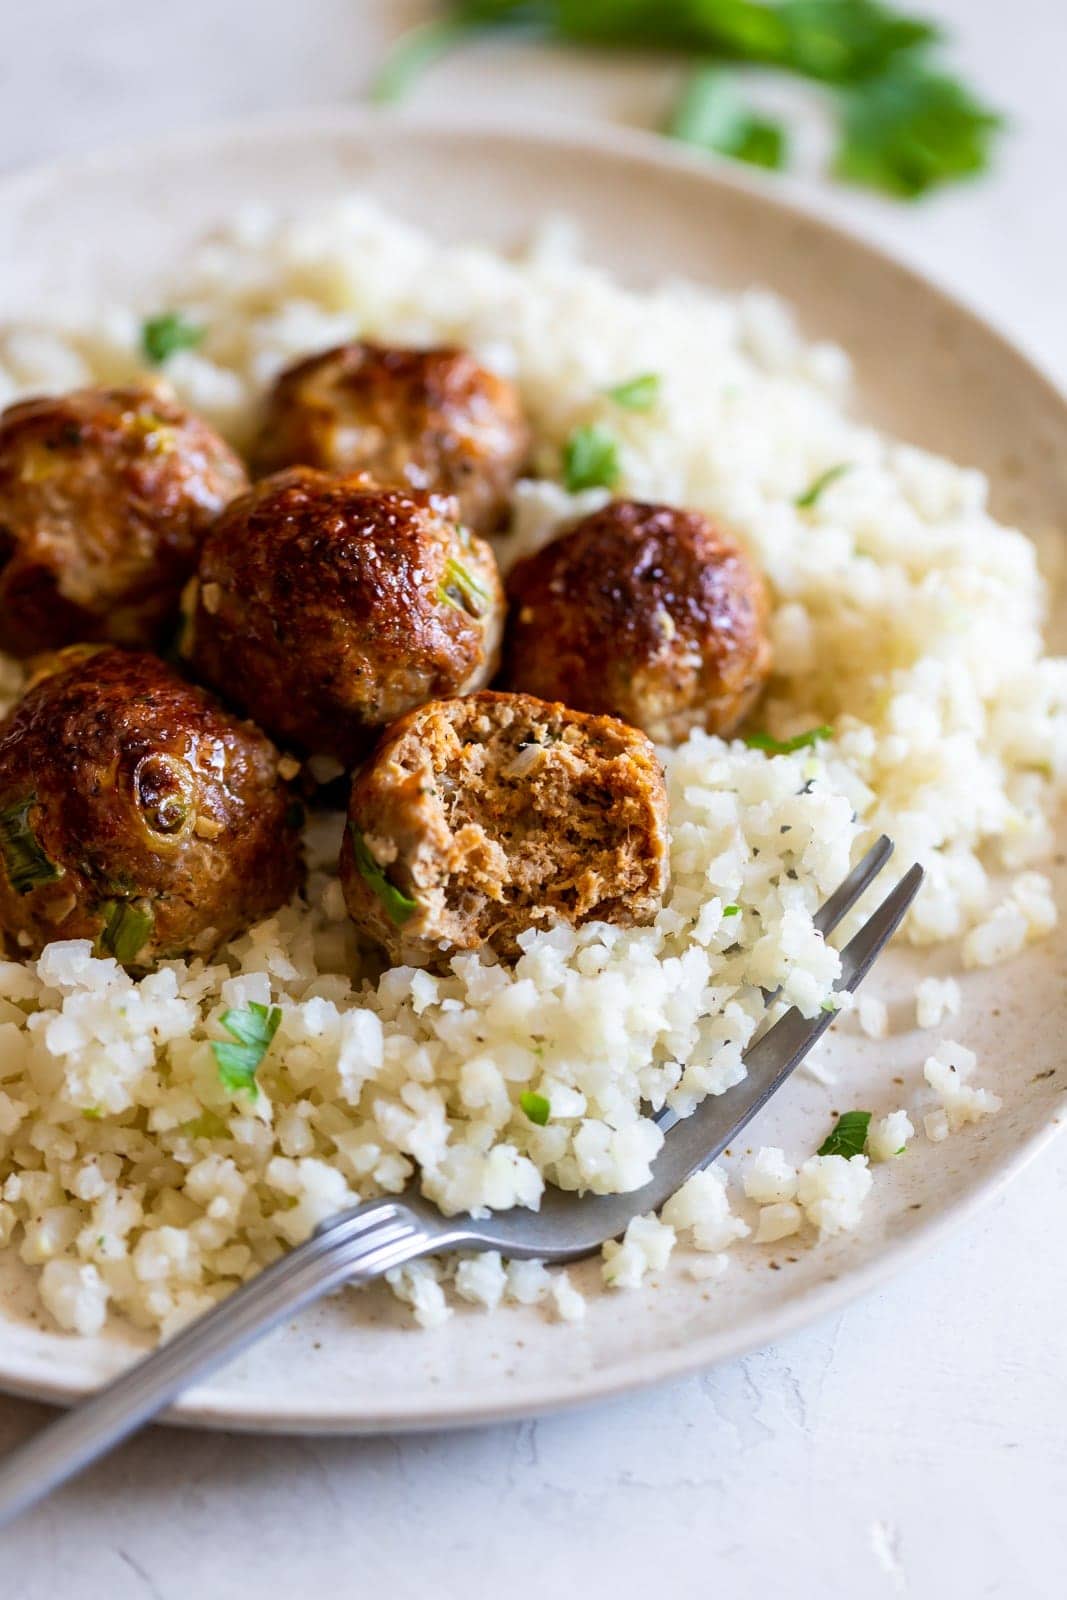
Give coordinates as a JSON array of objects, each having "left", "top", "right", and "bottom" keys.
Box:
[
  {"left": 813, "top": 834, "right": 894, "bottom": 937},
  {"left": 652, "top": 834, "right": 896, "bottom": 1132},
  {"left": 664, "top": 862, "right": 925, "bottom": 1179}
]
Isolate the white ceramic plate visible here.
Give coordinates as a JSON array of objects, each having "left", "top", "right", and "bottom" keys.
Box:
[{"left": 0, "top": 112, "right": 1064, "bottom": 1434}]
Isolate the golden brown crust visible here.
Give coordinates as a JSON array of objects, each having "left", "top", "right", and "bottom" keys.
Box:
[
  {"left": 503, "top": 500, "right": 773, "bottom": 744},
  {"left": 186, "top": 467, "right": 506, "bottom": 768},
  {"left": 252, "top": 343, "right": 530, "bottom": 537},
  {"left": 0, "top": 385, "right": 249, "bottom": 656},
  {"left": 0, "top": 646, "right": 303, "bottom": 966},
  {"left": 340, "top": 690, "right": 669, "bottom": 965}
]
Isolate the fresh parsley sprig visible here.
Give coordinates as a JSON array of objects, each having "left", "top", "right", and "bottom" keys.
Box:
[{"left": 818, "top": 1108, "right": 872, "bottom": 1158}]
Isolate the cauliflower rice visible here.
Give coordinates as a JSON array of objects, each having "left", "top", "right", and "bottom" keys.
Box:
[{"left": 0, "top": 199, "right": 1063, "bottom": 1337}]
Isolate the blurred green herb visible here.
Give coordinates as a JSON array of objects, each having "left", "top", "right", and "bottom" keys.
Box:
[
  {"left": 744, "top": 724, "right": 834, "bottom": 754},
  {"left": 817, "top": 1108, "right": 871, "bottom": 1157},
  {"left": 212, "top": 1003, "right": 282, "bottom": 1096},
  {"left": 563, "top": 424, "right": 620, "bottom": 490},
  {"left": 373, "top": 0, "right": 1001, "bottom": 198},
  {"left": 795, "top": 461, "right": 852, "bottom": 508},
  {"left": 605, "top": 372, "right": 661, "bottom": 409},
  {"left": 668, "top": 68, "right": 787, "bottom": 170},
  {"left": 141, "top": 311, "right": 205, "bottom": 365}
]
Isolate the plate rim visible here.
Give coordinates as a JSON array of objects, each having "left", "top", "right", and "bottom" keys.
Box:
[{"left": 0, "top": 106, "right": 1064, "bottom": 1434}]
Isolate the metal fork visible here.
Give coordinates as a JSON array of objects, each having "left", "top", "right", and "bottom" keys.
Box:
[{"left": 0, "top": 838, "right": 920, "bottom": 1526}]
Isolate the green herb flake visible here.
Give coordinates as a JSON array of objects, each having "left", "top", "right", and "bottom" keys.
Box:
[
  {"left": 669, "top": 67, "right": 788, "bottom": 171},
  {"left": 0, "top": 795, "right": 63, "bottom": 896},
  {"left": 606, "top": 372, "right": 661, "bottom": 410},
  {"left": 722, "top": 904, "right": 741, "bottom": 917},
  {"left": 212, "top": 1002, "right": 282, "bottom": 1096},
  {"left": 97, "top": 900, "right": 154, "bottom": 966},
  {"left": 744, "top": 724, "right": 834, "bottom": 755},
  {"left": 563, "top": 424, "right": 619, "bottom": 492},
  {"left": 349, "top": 824, "right": 419, "bottom": 927},
  {"left": 818, "top": 1109, "right": 872, "bottom": 1158},
  {"left": 438, "top": 556, "right": 490, "bottom": 618},
  {"left": 179, "top": 1109, "right": 230, "bottom": 1140},
  {"left": 520, "top": 1090, "right": 551, "bottom": 1126},
  {"left": 834, "top": 61, "right": 1002, "bottom": 199},
  {"left": 141, "top": 310, "right": 206, "bottom": 365},
  {"left": 796, "top": 462, "right": 853, "bottom": 509}
]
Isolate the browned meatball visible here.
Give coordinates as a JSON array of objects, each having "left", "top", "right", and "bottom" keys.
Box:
[
  {"left": 253, "top": 343, "right": 529, "bottom": 537},
  {"left": 0, "top": 385, "right": 249, "bottom": 656},
  {"left": 340, "top": 691, "right": 669, "bottom": 966},
  {"left": 186, "top": 468, "right": 506, "bottom": 769},
  {"left": 502, "top": 500, "right": 772, "bottom": 744},
  {"left": 0, "top": 646, "right": 303, "bottom": 966}
]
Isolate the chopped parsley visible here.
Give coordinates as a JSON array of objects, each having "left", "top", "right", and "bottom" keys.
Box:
[
  {"left": 795, "top": 462, "right": 852, "bottom": 508},
  {"left": 669, "top": 68, "right": 788, "bottom": 171},
  {"left": 349, "top": 824, "right": 419, "bottom": 927},
  {"left": 438, "top": 556, "right": 490, "bottom": 617},
  {"left": 0, "top": 796, "right": 62, "bottom": 896},
  {"left": 744, "top": 725, "right": 834, "bottom": 755},
  {"left": 520, "top": 1090, "right": 551, "bottom": 1126},
  {"left": 212, "top": 1003, "right": 282, "bottom": 1096},
  {"left": 141, "top": 310, "right": 206, "bottom": 365},
  {"left": 722, "top": 904, "right": 741, "bottom": 917},
  {"left": 606, "top": 372, "right": 661, "bottom": 410},
  {"left": 97, "top": 900, "right": 154, "bottom": 966},
  {"left": 817, "top": 1109, "right": 872, "bottom": 1158},
  {"left": 563, "top": 424, "right": 619, "bottom": 492}
]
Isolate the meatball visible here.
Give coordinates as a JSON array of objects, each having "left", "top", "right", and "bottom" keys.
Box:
[
  {"left": 186, "top": 467, "right": 506, "bottom": 769},
  {"left": 503, "top": 500, "right": 773, "bottom": 744},
  {"left": 0, "top": 385, "right": 249, "bottom": 656},
  {"left": 340, "top": 690, "right": 669, "bottom": 965},
  {"left": 0, "top": 646, "right": 303, "bottom": 966},
  {"left": 253, "top": 343, "right": 529, "bottom": 537}
]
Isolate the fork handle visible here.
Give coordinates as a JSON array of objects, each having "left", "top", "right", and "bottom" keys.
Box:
[{"left": 0, "top": 1197, "right": 432, "bottom": 1528}]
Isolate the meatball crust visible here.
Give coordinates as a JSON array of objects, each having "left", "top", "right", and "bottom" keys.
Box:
[
  {"left": 187, "top": 467, "right": 506, "bottom": 768},
  {"left": 0, "top": 385, "right": 249, "bottom": 656},
  {"left": 503, "top": 500, "right": 773, "bottom": 744},
  {"left": 0, "top": 647, "right": 303, "bottom": 966},
  {"left": 341, "top": 690, "right": 669, "bottom": 966},
  {"left": 253, "top": 342, "right": 529, "bottom": 537}
]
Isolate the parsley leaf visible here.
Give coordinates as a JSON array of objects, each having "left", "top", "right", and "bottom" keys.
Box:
[
  {"left": 520, "top": 1090, "right": 551, "bottom": 1125},
  {"left": 818, "top": 1108, "right": 872, "bottom": 1158},
  {"left": 722, "top": 904, "right": 741, "bottom": 917},
  {"left": 669, "top": 68, "right": 788, "bottom": 171},
  {"left": 212, "top": 1002, "right": 282, "bottom": 1096},
  {"left": 744, "top": 724, "right": 834, "bottom": 754},
  {"left": 796, "top": 462, "right": 852, "bottom": 508},
  {"left": 563, "top": 424, "right": 619, "bottom": 491},
  {"left": 141, "top": 311, "right": 206, "bottom": 365},
  {"left": 834, "top": 61, "right": 1002, "bottom": 198},
  {"left": 349, "top": 824, "right": 419, "bottom": 927},
  {"left": 606, "top": 372, "right": 661, "bottom": 410}
]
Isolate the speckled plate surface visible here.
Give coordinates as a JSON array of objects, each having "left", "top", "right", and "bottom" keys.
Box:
[{"left": 0, "top": 111, "right": 1064, "bottom": 1434}]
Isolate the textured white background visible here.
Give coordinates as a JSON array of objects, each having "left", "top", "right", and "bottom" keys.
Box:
[{"left": 1, "top": 2, "right": 1066, "bottom": 1594}]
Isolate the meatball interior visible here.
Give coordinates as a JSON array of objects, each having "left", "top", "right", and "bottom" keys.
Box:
[
  {"left": 187, "top": 467, "right": 506, "bottom": 768},
  {"left": 253, "top": 342, "right": 530, "bottom": 537},
  {"left": 0, "top": 647, "right": 303, "bottom": 967},
  {"left": 0, "top": 384, "right": 249, "bottom": 656},
  {"left": 341, "top": 691, "right": 669, "bottom": 965},
  {"left": 503, "top": 500, "right": 773, "bottom": 744}
]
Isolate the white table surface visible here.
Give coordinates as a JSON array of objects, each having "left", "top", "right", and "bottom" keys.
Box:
[{"left": 2, "top": 2, "right": 1066, "bottom": 1593}]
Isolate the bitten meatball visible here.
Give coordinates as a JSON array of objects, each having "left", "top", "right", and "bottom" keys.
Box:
[
  {"left": 503, "top": 500, "right": 772, "bottom": 744},
  {"left": 0, "top": 385, "right": 249, "bottom": 656},
  {"left": 186, "top": 467, "right": 506, "bottom": 769},
  {"left": 340, "top": 691, "right": 669, "bottom": 965},
  {"left": 253, "top": 343, "right": 529, "bottom": 536},
  {"left": 0, "top": 646, "right": 303, "bottom": 966}
]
